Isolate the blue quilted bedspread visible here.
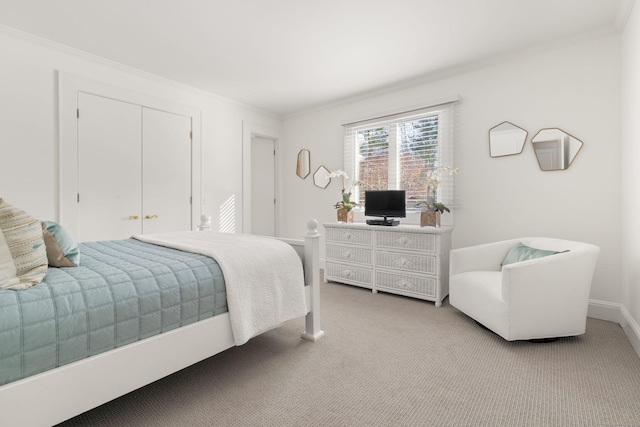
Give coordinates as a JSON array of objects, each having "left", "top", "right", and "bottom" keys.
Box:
[{"left": 0, "top": 239, "right": 227, "bottom": 387}]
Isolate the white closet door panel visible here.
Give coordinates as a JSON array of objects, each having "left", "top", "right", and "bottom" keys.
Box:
[
  {"left": 77, "top": 92, "right": 142, "bottom": 242},
  {"left": 142, "top": 108, "right": 192, "bottom": 234}
]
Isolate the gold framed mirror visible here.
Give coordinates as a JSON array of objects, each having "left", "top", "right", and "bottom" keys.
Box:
[
  {"left": 296, "top": 149, "right": 310, "bottom": 179},
  {"left": 531, "top": 128, "right": 583, "bottom": 171},
  {"left": 313, "top": 165, "right": 331, "bottom": 189},
  {"left": 489, "top": 121, "right": 528, "bottom": 157}
]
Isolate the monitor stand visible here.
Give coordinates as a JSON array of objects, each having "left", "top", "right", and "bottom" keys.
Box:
[{"left": 366, "top": 217, "right": 400, "bottom": 226}]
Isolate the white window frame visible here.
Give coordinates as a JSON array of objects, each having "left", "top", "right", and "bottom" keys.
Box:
[{"left": 343, "top": 101, "right": 458, "bottom": 210}]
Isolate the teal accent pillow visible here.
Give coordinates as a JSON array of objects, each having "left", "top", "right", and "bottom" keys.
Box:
[
  {"left": 43, "top": 221, "right": 80, "bottom": 266},
  {"left": 501, "top": 242, "right": 562, "bottom": 267}
]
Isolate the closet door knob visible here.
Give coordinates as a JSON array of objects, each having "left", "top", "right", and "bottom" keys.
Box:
[
  {"left": 129, "top": 215, "right": 139, "bottom": 220},
  {"left": 145, "top": 214, "right": 158, "bottom": 219}
]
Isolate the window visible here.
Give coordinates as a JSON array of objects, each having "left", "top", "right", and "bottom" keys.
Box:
[{"left": 343, "top": 101, "right": 457, "bottom": 208}]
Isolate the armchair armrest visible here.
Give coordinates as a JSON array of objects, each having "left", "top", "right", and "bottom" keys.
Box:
[
  {"left": 501, "top": 248, "right": 599, "bottom": 314},
  {"left": 450, "top": 239, "right": 520, "bottom": 276}
]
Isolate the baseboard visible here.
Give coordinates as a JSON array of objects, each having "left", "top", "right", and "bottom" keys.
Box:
[
  {"left": 588, "top": 299, "right": 640, "bottom": 359},
  {"left": 620, "top": 305, "right": 640, "bottom": 359},
  {"left": 587, "top": 299, "right": 625, "bottom": 323}
]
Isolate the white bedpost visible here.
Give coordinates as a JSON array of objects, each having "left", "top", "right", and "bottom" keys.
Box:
[{"left": 302, "top": 219, "right": 325, "bottom": 341}]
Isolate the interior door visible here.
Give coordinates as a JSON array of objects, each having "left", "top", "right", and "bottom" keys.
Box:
[
  {"left": 77, "top": 92, "right": 142, "bottom": 242},
  {"left": 142, "top": 108, "right": 192, "bottom": 234},
  {"left": 251, "top": 136, "right": 275, "bottom": 236}
]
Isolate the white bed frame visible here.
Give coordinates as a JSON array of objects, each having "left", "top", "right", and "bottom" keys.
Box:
[{"left": 0, "top": 220, "right": 324, "bottom": 427}]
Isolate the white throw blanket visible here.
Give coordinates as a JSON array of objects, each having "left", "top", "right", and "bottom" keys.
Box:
[{"left": 133, "top": 231, "right": 307, "bottom": 345}]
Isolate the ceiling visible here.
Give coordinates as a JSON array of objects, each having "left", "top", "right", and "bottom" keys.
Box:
[{"left": 0, "top": 0, "right": 630, "bottom": 116}]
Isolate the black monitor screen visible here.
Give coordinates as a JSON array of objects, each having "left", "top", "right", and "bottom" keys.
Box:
[{"left": 364, "top": 190, "right": 406, "bottom": 218}]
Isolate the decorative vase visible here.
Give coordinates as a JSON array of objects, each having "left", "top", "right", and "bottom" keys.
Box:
[
  {"left": 337, "top": 208, "right": 354, "bottom": 222},
  {"left": 420, "top": 210, "right": 440, "bottom": 227}
]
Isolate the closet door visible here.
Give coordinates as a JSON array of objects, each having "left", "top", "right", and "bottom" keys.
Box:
[
  {"left": 77, "top": 93, "right": 142, "bottom": 242},
  {"left": 142, "top": 108, "right": 192, "bottom": 234}
]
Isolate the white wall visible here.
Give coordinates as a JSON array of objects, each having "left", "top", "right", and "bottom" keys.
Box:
[
  {"left": 281, "top": 33, "right": 622, "bottom": 307},
  {"left": 0, "top": 21, "right": 629, "bottom": 327},
  {"left": 622, "top": 4, "right": 640, "bottom": 351},
  {"left": 0, "top": 27, "right": 280, "bottom": 234}
]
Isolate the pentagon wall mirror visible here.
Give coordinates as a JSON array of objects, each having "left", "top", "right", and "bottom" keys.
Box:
[
  {"left": 531, "top": 128, "right": 583, "bottom": 171},
  {"left": 296, "top": 149, "right": 310, "bottom": 179},
  {"left": 313, "top": 165, "right": 331, "bottom": 189},
  {"left": 489, "top": 121, "right": 528, "bottom": 157}
]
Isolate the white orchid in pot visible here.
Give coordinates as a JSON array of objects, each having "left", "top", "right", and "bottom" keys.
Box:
[
  {"left": 327, "top": 169, "right": 358, "bottom": 222},
  {"left": 416, "top": 165, "right": 458, "bottom": 227}
]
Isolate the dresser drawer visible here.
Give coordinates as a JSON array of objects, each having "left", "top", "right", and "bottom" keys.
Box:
[
  {"left": 375, "top": 251, "right": 436, "bottom": 274},
  {"left": 325, "top": 262, "right": 373, "bottom": 288},
  {"left": 375, "top": 231, "right": 436, "bottom": 252},
  {"left": 323, "top": 223, "right": 451, "bottom": 305},
  {"left": 326, "top": 227, "right": 373, "bottom": 246},
  {"left": 375, "top": 271, "right": 437, "bottom": 297},
  {"left": 326, "top": 244, "right": 373, "bottom": 266}
]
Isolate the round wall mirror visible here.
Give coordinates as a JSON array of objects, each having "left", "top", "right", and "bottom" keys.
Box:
[
  {"left": 531, "top": 128, "right": 583, "bottom": 171},
  {"left": 313, "top": 165, "right": 331, "bottom": 189},
  {"left": 296, "top": 149, "right": 310, "bottom": 179},
  {"left": 489, "top": 121, "right": 528, "bottom": 157}
]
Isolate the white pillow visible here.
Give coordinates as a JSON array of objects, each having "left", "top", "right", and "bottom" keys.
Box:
[{"left": 0, "top": 228, "right": 20, "bottom": 290}]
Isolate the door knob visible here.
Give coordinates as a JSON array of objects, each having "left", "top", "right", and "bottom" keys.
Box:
[
  {"left": 145, "top": 214, "right": 158, "bottom": 219},
  {"left": 128, "top": 215, "right": 139, "bottom": 220}
]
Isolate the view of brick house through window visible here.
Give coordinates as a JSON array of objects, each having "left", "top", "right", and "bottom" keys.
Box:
[
  {"left": 357, "top": 114, "right": 438, "bottom": 206},
  {"left": 343, "top": 100, "right": 457, "bottom": 210}
]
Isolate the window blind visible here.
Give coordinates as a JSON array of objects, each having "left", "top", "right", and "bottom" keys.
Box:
[{"left": 343, "top": 101, "right": 458, "bottom": 208}]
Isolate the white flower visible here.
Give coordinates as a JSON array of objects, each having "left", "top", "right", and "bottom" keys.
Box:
[
  {"left": 326, "top": 169, "right": 351, "bottom": 192},
  {"left": 326, "top": 169, "right": 349, "bottom": 179},
  {"left": 426, "top": 165, "right": 458, "bottom": 193},
  {"left": 326, "top": 169, "right": 360, "bottom": 210},
  {"left": 419, "top": 165, "right": 458, "bottom": 214}
]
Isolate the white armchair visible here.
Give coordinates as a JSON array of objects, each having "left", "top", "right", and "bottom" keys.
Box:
[{"left": 449, "top": 237, "right": 600, "bottom": 341}]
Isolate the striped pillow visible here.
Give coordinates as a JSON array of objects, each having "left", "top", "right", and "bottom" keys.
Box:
[
  {"left": 0, "top": 199, "right": 48, "bottom": 289},
  {"left": 0, "top": 228, "right": 20, "bottom": 289}
]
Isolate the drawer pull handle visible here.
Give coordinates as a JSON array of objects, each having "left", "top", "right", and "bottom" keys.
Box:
[
  {"left": 342, "top": 232, "right": 353, "bottom": 240},
  {"left": 397, "top": 280, "right": 416, "bottom": 290},
  {"left": 341, "top": 270, "right": 353, "bottom": 278},
  {"left": 396, "top": 237, "right": 414, "bottom": 246},
  {"left": 342, "top": 251, "right": 352, "bottom": 259},
  {"left": 395, "top": 258, "right": 412, "bottom": 268}
]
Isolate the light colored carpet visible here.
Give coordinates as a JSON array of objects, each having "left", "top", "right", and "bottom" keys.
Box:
[{"left": 59, "top": 281, "right": 640, "bottom": 427}]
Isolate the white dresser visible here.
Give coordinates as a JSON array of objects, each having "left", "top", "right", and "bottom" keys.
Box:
[{"left": 324, "top": 222, "right": 452, "bottom": 306}]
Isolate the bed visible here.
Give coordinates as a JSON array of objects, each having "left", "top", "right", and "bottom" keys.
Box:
[{"left": 0, "top": 219, "right": 323, "bottom": 427}]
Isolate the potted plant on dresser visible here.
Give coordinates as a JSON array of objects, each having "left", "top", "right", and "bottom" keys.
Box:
[
  {"left": 328, "top": 169, "right": 358, "bottom": 222},
  {"left": 417, "top": 165, "right": 458, "bottom": 227}
]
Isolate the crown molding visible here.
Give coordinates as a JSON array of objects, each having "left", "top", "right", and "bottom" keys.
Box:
[{"left": 0, "top": 24, "right": 281, "bottom": 120}]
